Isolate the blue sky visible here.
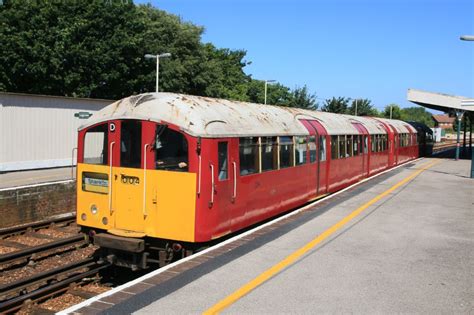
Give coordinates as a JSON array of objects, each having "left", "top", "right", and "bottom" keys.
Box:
[{"left": 138, "top": 0, "right": 473, "bottom": 111}]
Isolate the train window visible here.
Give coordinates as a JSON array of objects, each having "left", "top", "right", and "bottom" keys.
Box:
[
  {"left": 330, "top": 136, "right": 338, "bottom": 159},
  {"left": 319, "top": 136, "right": 326, "bottom": 162},
  {"left": 155, "top": 126, "right": 188, "bottom": 172},
  {"left": 261, "top": 137, "right": 278, "bottom": 171},
  {"left": 339, "top": 136, "right": 346, "bottom": 159},
  {"left": 295, "top": 136, "right": 307, "bottom": 165},
  {"left": 84, "top": 124, "right": 108, "bottom": 165},
  {"left": 121, "top": 120, "right": 142, "bottom": 168},
  {"left": 218, "top": 142, "right": 228, "bottom": 180},
  {"left": 381, "top": 135, "right": 386, "bottom": 152},
  {"left": 371, "top": 135, "right": 376, "bottom": 153},
  {"left": 239, "top": 137, "right": 259, "bottom": 176},
  {"left": 363, "top": 136, "right": 368, "bottom": 154},
  {"left": 309, "top": 136, "right": 317, "bottom": 163},
  {"left": 346, "top": 135, "right": 353, "bottom": 157},
  {"left": 353, "top": 135, "right": 359, "bottom": 156},
  {"left": 279, "top": 136, "right": 294, "bottom": 168}
]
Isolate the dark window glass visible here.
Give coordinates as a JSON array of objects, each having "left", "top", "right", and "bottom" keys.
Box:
[
  {"left": 295, "top": 136, "right": 307, "bottom": 165},
  {"left": 121, "top": 121, "right": 141, "bottom": 168},
  {"left": 262, "top": 137, "right": 278, "bottom": 171},
  {"left": 319, "top": 136, "right": 326, "bottom": 161},
  {"left": 339, "top": 136, "right": 346, "bottom": 159},
  {"left": 309, "top": 136, "right": 317, "bottom": 163},
  {"left": 155, "top": 126, "right": 188, "bottom": 171},
  {"left": 363, "top": 136, "right": 368, "bottom": 153},
  {"left": 218, "top": 142, "right": 228, "bottom": 180},
  {"left": 84, "top": 124, "right": 108, "bottom": 165},
  {"left": 331, "top": 136, "right": 338, "bottom": 160},
  {"left": 279, "top": 136, "right": 294, "bottom": 168},
  {"left": 353, "top": 135, "right": 360, "bottom": 156},
  {"left": 371, "top": 135, "right": 376, "bottom": 153},
  {"left": 239, "top": 137, "right": 259, "bottom": 176},
  {"left": 346, "top": 135, "right": 353, "bottom": 157}
]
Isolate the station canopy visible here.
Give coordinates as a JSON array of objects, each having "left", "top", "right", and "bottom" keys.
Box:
[{"left": 407, "top": 89, "right": 474, "bottom": 114}]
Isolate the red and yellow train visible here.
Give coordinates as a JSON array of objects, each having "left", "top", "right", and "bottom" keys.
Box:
[{"left": 76, "top": 93, "right": 421, "bottom": 269}]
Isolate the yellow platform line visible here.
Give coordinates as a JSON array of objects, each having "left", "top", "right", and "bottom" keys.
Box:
[{"left": 203, "top": 159, "right": 440, "bottom": 315}]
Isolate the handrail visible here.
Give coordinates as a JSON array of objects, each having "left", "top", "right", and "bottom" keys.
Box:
[
  {"left": 210, "top": 163, "right": 215, "bottom": 206},
  {"left": 197, "top": 155, "right": 202, "bottom": 196},
  {"left": 71, "top": 147, "right": 77, "bottom": 180},
  {"left": 143, "top": 144, "right": 149, "bottom": 217},
  {"left": 232, "top": 161, "right": 237, "bottom": 201},
  {"left": 109, "top": 141, "right": 115, "bottom": 215}
]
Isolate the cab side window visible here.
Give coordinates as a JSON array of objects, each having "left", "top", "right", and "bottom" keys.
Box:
[
  {"left": 84, "top": 124, "right": 108, "bottom": 165},
  {"left": 155, "top": 126, "right": 188, "bottom": 171}
]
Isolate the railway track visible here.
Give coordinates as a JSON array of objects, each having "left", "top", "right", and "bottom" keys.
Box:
[
  {"left": 0, "top": 214, "right": 76, "bottom": 239},
  {"left": 0, "top": 214, "right": 111, "bottom": 314},
  {"left": 0, "top": 259, "right": 110, "bottom": 314}
]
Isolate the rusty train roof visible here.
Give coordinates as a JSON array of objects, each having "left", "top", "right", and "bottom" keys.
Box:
[{"left": 79, "top": 93, "right": 416, "bottom": 137}]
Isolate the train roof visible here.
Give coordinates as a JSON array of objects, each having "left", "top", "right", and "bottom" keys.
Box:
[{"left": 80, "top": 93, "right": 415, "bottom": 138}]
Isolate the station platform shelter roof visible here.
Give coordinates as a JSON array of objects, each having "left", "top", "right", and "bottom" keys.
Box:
[{"left": 407, "top": 89, "right": 474, "bottom": 114}]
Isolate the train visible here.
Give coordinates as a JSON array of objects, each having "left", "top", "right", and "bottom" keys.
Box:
[{"left": 76, "top": 92, "right": 429, "bottom": 270}]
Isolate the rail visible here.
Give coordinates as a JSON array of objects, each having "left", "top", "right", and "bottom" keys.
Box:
[
  {"left": 0, "top": 259, "right": 110, "bottom": 314},
  {"left": 0, "top": 214, "right": 76, "bottom": 239}
]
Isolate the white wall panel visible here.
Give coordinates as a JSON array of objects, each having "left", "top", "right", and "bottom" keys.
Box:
[{"left": 0, "top": 93, "right": 112, "bottom": 172}]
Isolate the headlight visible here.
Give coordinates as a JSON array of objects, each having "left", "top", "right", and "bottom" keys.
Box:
[
  {"left": 81, "top": 213, "right": 87, "bottom": 221},
  {"left": 90, "top": 204, "right": 98, "bottom": 215},
  {"left": 102, "top": 217, "right": 108, "bottom": 225}
]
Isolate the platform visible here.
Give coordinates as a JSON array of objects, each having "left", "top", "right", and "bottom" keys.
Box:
[
  {"left": 62, "top": 157, "right": 473, "bottom": 314},
  {"left": 0, "top": 167, "right": 74, "bottom": 189}
]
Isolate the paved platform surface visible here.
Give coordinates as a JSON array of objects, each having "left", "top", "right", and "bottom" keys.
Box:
[
  {"left": 0, "top": 167, "right": 74, "bottom": 189},
  {"left": 66, "top": 157, "right": 473, "bottom": 314}
]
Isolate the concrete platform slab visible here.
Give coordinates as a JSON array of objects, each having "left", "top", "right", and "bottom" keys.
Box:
[{"left": 0, "top": 167, "right": 74, "bottom": 189}]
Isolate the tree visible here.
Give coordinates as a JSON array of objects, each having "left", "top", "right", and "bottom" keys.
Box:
[
  {"left": 321, "top": 97, "right": 349, "bottom": 114},
  {"left": 348, "top": 98, "right": 379, "bottom": 117},
  {"left": 401, "top": 107, "right": 434, "bottom": 127},
  {"left": 0, "top": 1, "right": 251, "bottom": 100},
  {"left": 287, "top": 85, "right": 318, "bottom": 110},
  {"left": 382, "top": 104, "right": 403, "bottom": 120}
]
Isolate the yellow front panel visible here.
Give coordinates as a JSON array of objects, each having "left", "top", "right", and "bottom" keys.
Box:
[
  {"left": 77, "top": 163, "right": 197, "bottom": 242},
  {"left": 77, "top": 163, "right": 112, "bottom": 230}
]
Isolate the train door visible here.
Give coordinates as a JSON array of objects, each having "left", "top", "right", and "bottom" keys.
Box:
[
  {"left": 299, "top": 119, "right": 328, "bottom": 195},
  {"left": 387, "top": 124, "right": 398, "bottom": 166},
  {"left": 112, "top": 120, "right": 147, "bottom": 233},
  {"left": 213, "top": 138, "right": 238, "bottom": 231},
  {"left": 351, "top": 122, "right": 369, "bottom": 178}
]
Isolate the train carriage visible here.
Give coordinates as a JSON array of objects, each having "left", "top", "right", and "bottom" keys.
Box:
[{"left": 76, "top": 93, "right": 418, "bottom": 269}]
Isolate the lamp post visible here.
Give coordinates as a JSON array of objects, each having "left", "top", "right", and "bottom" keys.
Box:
[
  {"left": 264, "top": 80, "right": 276, "bottom": 105},
  {"left": 460, "top": 35, "right": 474, "bottom": 178},
  {"left": 145, "top": 53, "right": 171, "bottom": 92}
]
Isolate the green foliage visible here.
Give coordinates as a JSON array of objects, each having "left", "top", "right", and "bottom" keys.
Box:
[
  {"left": 401, "top": 107, "right": 434, "bottom": 127},
  {"left": 321, "top": 97, "right": 350, "bottom": 114},
  {"left": 0, "top": 1, "right": 251, "bottom": 100},
  {"left": 287, "top": 85, "right": 318, "bottom": 110},
  {"left": 382, "top": 104, "right": 403, "bottom": 120},
  {"left": 349, "top": 98, "right": 379, "bottom": 117}
]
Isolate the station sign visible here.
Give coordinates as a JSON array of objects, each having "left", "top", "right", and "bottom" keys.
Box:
[{"left": 74, "top": 111, "right": 93, "bottom": 119}]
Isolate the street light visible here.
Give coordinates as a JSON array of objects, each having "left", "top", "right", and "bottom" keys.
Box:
[
  {"left": 145, "top": 53, "right": 171, "bottom": 92},
  {"left": 264, "top": 80, "right": 276, "bottom": 105}
]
